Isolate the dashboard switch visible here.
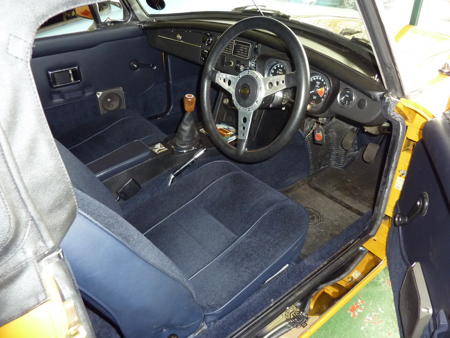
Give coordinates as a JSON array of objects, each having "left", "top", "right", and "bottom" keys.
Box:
[
  {"left": 224, "top": 59, "right": 234, "bottom": 67},
  {"left": 200, "top": 49, "right": 209, "bottom": 62},
  {"left": 313, "top": 125, "right": 325, "bottom": 145}
]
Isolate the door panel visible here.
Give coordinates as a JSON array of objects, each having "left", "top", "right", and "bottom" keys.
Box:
[
  {"left": 31, "top": 25, "right": 168, "bottom": 139},
  {"left": 388, "top": 117, "right": 450, "bottom": 337}
]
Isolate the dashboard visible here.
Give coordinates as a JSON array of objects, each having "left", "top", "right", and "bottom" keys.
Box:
[{"left": 146, "top": 24, "right": 386, "bottom": 126}]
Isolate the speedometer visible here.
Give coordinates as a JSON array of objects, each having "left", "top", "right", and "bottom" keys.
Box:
[
  {"left": 269, "top": 63, "right": 287, "bottom": 76},
  {"left": 309, "top": 73, "right": 330, "bottom": 105}
]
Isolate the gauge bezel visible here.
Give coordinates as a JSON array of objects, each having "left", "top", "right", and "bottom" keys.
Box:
[
  {"left": 337, "top": 87, "right": 356, "bottom": 107},
  {"left": 264, "top": 58, "right": 291, "bottom": 77},
  {"left": 268, "top": 63, "right": 286, "bottom": 76},
  {"left": 307, "top": 70, "right": 335, "bottom": 116},
  {"left": 309, "top": 71, "right": 331, "bottom": 106}
]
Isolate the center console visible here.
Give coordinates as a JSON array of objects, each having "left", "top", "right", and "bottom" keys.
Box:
[{"left": 90, "top": 94, "right": 216, "bottom": 200}]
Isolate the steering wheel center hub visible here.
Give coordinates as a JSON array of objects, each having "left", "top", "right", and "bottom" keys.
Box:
[{"left": 232, "top": 70, "right": 265, "bottom": 112}]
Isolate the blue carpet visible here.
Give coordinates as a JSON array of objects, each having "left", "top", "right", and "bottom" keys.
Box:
[
  {"left": 237, "top": 131, "right": 310, "bottom": 190},
  {"left": 187, "top": 131, "right": 310, "bottom": 191},
  {"left": 87, "top": 307, "right": 122, "bottom": 338}
]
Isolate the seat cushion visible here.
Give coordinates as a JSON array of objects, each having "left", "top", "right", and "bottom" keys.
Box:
[
  {"left": 58, "top": 110, "right": 166, "bottom": 164},
  {"left": 123, "top": 161, "right": 309, "bottom": 321}
]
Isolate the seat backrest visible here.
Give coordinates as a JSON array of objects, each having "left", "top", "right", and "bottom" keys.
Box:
[
  {"left": 57, "top": 142, "right": 203, "bottom": 338},
  {"left": 56, "top": 142, "right": 122, "bottom": 214}
]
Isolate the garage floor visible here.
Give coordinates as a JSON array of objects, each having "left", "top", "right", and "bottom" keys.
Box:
[{"left": 312, "top": 267, "right": 400, "bottom": 338}]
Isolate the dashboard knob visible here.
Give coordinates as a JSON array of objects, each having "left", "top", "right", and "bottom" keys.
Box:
[{"left": 202, "top": 33, "right": 213, "bottom": 46}]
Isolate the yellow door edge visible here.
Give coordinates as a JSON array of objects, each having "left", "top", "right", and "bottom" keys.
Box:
[
  {"left": 384, "top": 99, "right": 433, "bottom": 219},
  {"left": 300, "top": 260, "right": 387, "bottom": 338}
]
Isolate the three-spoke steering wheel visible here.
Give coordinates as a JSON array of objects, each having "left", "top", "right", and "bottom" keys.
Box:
[{"left": 200, "top": 16, "right": 310, "bottom": 163}]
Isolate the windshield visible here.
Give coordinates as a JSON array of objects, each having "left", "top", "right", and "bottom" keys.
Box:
[
  {"left": 377, "top": 0, "right": 449, "bottom": 114},
  {"left": 137, "top": 0, "right": 370, "bottom": 43}
]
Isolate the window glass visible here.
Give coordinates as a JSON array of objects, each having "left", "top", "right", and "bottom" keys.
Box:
[
  {"left": 36, "top": 1, "right": 126, "bottom": 39},
  {"left": 137, "top": 0, "right": 372, "bottom": 45},
  {"left": 378, "top": 0, "right": 449, "bottom": 112}
]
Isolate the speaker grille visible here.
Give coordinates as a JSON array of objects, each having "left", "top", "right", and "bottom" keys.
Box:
[{"left": 97, "top": 87, "right": 126, "bottom": 114}]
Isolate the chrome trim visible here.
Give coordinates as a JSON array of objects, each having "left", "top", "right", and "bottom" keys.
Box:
[{"left": 157, "top": 35, "right": 202, "bottom": 48}]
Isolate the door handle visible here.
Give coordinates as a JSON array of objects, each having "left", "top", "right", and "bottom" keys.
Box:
[
  {"left": 48, "top": 66, "right": 81, "bottom": 88},
  {"left": 394, "top": 192, "right": 429, "bottom": 226}
]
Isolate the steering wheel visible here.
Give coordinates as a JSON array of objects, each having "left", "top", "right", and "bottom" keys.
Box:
[{"left": 200, "top": 16, "right": 310, "bottom": 163}]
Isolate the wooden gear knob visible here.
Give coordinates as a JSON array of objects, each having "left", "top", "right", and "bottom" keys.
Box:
[{"left": 183, "top": 94, "right": 196, "bottom": 113}]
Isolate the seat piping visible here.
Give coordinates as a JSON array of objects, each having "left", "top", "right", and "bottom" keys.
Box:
[{"left": 68, "top": 116, "right": 138, "bottom": 150}]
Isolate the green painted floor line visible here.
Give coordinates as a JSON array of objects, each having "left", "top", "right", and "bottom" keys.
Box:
[{"left": 313, "top": 268, "right": 400, "bottom": 337}]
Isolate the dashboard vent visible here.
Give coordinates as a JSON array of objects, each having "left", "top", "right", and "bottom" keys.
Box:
[
  {"left": 233, "top": 40, "right": 251, "bottom": 59},
  {"left": 224, "top": 41, "right": 234, "bottom": 54},
  {"left": 222, "top": 40, "right": 251, "bottom": 59}
]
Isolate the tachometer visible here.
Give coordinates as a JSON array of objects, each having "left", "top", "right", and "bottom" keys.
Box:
[
  {"left": 269, "top": 63, "right": 287, "bottom": 76},
  {"left": 309, "top": 73, "right": 330, "bottom": 105}
]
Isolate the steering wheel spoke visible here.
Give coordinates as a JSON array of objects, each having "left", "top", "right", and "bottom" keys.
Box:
[
  {"left": 263, "top": 71, "right": 296, "bottom": 98},
  {"left": 237, "top": 108, "right": 254, "bottom": 152},
  {"left": 212, "top": 70, "right": 238, "bottom": 96},
  {"left": 236, "top": 138, "right": 248, "bottom": 156}
]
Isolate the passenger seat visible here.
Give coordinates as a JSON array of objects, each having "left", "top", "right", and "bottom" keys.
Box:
[{"left": 57, "top": 110, "right": 166, "bottom": 164}]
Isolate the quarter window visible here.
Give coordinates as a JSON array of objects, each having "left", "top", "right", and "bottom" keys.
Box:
[{"left": 36, "top": 1, "right": 127, "bottom": 39}]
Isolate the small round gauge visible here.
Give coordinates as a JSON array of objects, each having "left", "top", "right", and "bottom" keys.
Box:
[
  {"left": 309, "top": 73, "right": 330, "bottom": 105},
  {"left": 269, "top": 63, "right": 287, "bottom": 76},
  {"left": 338, "top": 88, "right": 355, "bottom": 106}
]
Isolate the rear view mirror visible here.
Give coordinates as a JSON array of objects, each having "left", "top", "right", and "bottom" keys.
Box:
[
  {"left": 110, "top": 0, "right": 123, "bottom": 9},
  {"left": 75, "top": 6, "right": 94, "bottom": 20},
  {"left": 74, "top": 2, "right": 127, "bottom": 23},
  {"left": 146, "top": 0, "right": 166, "bottom": 10}
]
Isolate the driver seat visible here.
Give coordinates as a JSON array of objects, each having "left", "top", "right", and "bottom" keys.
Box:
[{"left": 58, "top": 142, "right": 309, "bottom": 338}]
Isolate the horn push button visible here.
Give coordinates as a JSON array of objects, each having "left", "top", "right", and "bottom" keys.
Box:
[{"left": 235, "top": 75, "right": 259, "bottom": 108}]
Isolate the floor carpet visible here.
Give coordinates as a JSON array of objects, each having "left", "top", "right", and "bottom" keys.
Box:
[
  {"left": 87, "top": 307, "right": 121, "bottom": 338},
  {"left": 283, "top": 181, "right": 362, "bottom": 257},
  {"left": 282, "top": 151, "right": 380, "bottom": 257}
]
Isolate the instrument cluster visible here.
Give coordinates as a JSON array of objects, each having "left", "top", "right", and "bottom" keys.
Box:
[{"left": 265, "top": 59, "right": 335, "bottom": 115}]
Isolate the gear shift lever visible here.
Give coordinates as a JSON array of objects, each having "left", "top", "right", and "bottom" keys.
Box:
[
  {"left": 171, "top": 94, "right": 200, "bottom": 152},
  {"left": 183, "top": 93, "right": 196, "bottom": 114}
]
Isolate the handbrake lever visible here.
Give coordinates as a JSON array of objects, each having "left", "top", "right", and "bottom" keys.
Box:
[{"left": 168, "top": 148, "right": 206, "bottom": 187}]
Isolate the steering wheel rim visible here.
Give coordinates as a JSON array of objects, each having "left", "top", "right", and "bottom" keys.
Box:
[{"left": 200, "top": 16, "right": 310, "bottom": 163}]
